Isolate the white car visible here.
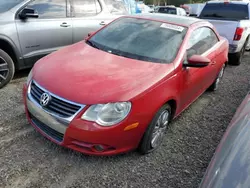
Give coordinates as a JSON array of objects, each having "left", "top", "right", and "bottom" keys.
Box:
[
  {"left": 183, "top": 3, "right": 205, "bottom": 16},
  {"left": 199, "top": 1, "right": 250, "bottom": 65},
  {"left": 156, "top": 6, "right": 187, "bottom": 16}
]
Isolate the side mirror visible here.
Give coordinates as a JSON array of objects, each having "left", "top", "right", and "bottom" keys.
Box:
[
  {"left": 184, "top": 55, "right": 210, "bottom": 68},
  {"left": 19, "top": 8, "right": 39, "bottom": 19}
]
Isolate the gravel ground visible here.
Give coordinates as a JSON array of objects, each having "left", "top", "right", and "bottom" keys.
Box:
[{"left": 0, "top": 54, "right": 250, "bottom": 188}]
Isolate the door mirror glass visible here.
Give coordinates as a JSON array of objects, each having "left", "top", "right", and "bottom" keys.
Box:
[
  {"left": 184, "top": 55, "right": 210, "bottom": 68},
  {"left": 19, "top": 8, "right": 39, "bottom": 19}
]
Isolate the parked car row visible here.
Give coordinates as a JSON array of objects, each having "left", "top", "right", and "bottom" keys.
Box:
[{"left": 154, "top": 5, "right": 187, "bottom": 16}]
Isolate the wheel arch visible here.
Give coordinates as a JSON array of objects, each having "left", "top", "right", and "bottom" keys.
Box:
[
  {"left": 0, "top": 37, "right": 21, "bottom": 70},
  {"left": 166, "top": 99, "right": 177, "bottom": 120}
]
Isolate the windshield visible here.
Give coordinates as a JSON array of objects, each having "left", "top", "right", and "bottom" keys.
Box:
[
  {"left": 199, "top": 3, "right": 249, "bottom": 21},
  {"left": 87, "top": 17, "right": 187, "bottom": 64},
  {"left": 0, "top": 0, "right": 24, "bottom": 13},
  {"left": 158, "top": 7, "right": 177, "bottom": 14}
]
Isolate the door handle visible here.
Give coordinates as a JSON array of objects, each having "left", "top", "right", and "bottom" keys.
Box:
[
  {"left": 60, "top": 22, "right": 70, "bottom": 27},
  {"left": 99, "top": 21, "right": 106, "bottom": 26}
]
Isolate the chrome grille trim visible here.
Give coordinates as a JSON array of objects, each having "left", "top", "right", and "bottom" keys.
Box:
[
  {"left": 27, "top": 80, "right": 85, "bottom": 123},
  {"left": 30, "top": 113, "right": 64, "bottom": 142}
]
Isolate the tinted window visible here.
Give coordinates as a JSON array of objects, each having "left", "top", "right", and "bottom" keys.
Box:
[
  {"left": 158, "top": 7, "right": 177, "bottom": 14},
  {"left": 88, "top": 18, "right": 187, "bottom": 63},
  {"left": 72, "top": 0, "right": 101, "bottom": 17},
  {"left": 187, "top": 27, "right": 218, "bottom": 58},
  {"left": 0, "top": 0, "right": 24, "bottom": 13},
  {"left": 199, "top": 3, "right": 249, "bottom": 21},
  {"left": 103, "top": 0, "right": 127, "bottom": 15},
  {"left": 27, "top": 0, "right": 66, "bottom": 19}
]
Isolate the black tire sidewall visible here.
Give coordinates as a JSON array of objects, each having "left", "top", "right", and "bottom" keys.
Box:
[
  {"left": 209, "top": 63, "right": 225, "bottom": 91},
  {"left": 138, "top": 104, "right": 171, "bottom": 154},
  {"left": 0, "top": 49, "right": 15, "bottom": 89},
  {"left": 229, "top": 41, "right": 247, "bottom": 65}
]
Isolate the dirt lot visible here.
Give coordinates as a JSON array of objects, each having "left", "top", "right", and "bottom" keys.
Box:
[{"left": 0, "top": 55, "right": 250, "bottom": 188}]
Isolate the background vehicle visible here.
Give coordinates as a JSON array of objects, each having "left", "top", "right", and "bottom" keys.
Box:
[
  {"left": 23, "top": 14, "right": 228, "bottom": 156},
  {"left": 183, "top": 3, "right": 205, "bottom": 17},
  {"left": 136, "top": 1, "right": 152, "bottom": 13},
  {"left": 147, "top": 4, "right": 155, "bottom": 12},
  {"left": 200, "top": 90, "right": 250, "bottom": 188},
  {"left": 199, "top": 1, "right": 250, "bottom": 65},
  {"left": 0, "top": 0, "right": 128, "bottom": 89},
  {"left": 156, "top": 6, "right": 187, "bottom": 16}
]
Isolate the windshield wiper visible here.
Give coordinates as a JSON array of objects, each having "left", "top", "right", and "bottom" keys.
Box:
[{"left": 86, "top": 40, "right": 100, "bottom": 50}]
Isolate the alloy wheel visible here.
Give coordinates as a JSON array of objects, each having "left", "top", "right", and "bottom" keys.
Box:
[
  {"left": 151, "top": 110, "right": 170, "bottom": 148},
  {"left": 214, "top": 64, "right": 225, "bottom": 90},
  {"left": 0, "top": 56, "right": 9, "bottom": 84}
]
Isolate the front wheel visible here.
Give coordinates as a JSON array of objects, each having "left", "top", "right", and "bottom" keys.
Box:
[
  {"left": 138, "top": 104, "right": 171, "bottom": 154},
  {"left": 0, "top": 49, "right": 15, "bottom": 89},
  {"left": 209, "top": 64, "right": 226, "bottom": 91}
]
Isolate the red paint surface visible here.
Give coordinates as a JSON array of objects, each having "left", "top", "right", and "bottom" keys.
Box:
[{"left": 23, "top": 16, "right": 229, "bottom": 155}]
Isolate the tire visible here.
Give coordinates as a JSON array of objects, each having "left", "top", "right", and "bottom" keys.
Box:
[
  {"left": 138, "top": 104, "right": 172, "bottom": 154},
  {"left": 229, "top": 41, "right": 247, "bottom": 66},
  {"left": 245, "top": 36, "right": 250, "bottom": 51},
  {"left": 0, "top": 49, "right": 15, "bottom": 89},
  {"left": 209, "top": 63, "right": 226, "bottom": 91}
]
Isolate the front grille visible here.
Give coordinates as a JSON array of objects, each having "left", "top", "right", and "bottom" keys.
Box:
[
  {"left": 30, "top": 81, "right": 81, "bottom": 118},
  {"left": 30, "top": 113, "right": 64, "bottom": 142}
]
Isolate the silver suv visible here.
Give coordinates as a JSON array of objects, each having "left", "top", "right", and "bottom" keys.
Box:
[{"left": 0, "top": 0, "right": 127, "bottom": 88}]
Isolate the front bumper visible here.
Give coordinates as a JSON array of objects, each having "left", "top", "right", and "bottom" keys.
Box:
[{"left": 23, "top": 83, "right": 144, "bottom": 156}]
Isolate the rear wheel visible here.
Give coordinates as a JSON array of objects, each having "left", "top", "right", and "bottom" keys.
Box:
[
  {"left": 229, "top": 41, "right": 247, "bottom": 66},
  {"left": 0, "top": 49, "right": 15, "bottom": 89},
  {"left": 245, "top": 36, "right": 250, "bottom": 51},
  {"left": 209, "top": 64, "right": 225, "bottom": 91},
  {"left": 138, "top": 104, "right": 171, "bottom": 154}
]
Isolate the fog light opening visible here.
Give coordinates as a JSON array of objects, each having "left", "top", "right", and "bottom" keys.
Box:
[{"left": 94, "top": 145, "right": 105, "bottom": 152}]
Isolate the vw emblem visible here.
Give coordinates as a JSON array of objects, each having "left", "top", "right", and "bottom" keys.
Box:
[{"left": 40, "top": 92, "right": 51, "bottom": 107}]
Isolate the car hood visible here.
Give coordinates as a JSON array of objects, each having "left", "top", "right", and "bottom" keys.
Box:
[{"left": 33, "top": 41, "right": 174, "bottom": 104}]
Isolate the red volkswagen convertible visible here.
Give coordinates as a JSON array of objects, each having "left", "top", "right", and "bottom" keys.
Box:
[{"left": 23, "top": 14, "right": 229, "bottom": 155}]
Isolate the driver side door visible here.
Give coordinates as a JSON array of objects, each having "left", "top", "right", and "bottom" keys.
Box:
[
  {"left": 180, "top": 27, "right": 217, "bottom": 109},
  {"left": 15, "top": 0, "right": 73, "bottom": 67}
]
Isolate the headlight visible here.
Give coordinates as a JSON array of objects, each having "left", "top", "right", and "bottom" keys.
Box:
[
  {"left": 26, "top": 69, "right": 33, "bottom": 85},
  {"left": 81, "top": 102, "right": 131, "bottom": 126}
]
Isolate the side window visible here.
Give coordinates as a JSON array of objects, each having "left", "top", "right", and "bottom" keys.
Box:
[
  {"left": 187, "top": 27, "right": 219, "bottom": 58},
  {"left": 103, "top": 0, "right": 128, "bottom": 15},
  {"left": 72, "top": 0, "right": 101, "bottom": 17},
  {"left": 27, "top": 0, "right": 66, "bottom": 19}
]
